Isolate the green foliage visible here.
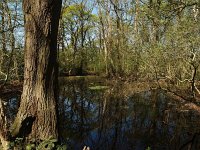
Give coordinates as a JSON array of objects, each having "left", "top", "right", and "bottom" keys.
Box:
[
  {"left": 36, "top": 138, "right": 67, "bottom": 150},
  {"left": 88, "top": 85, "right": 109, "bottom": 90},
  {"left": 36, "top": 137, "right": 57, "bottom": 150},
  {"left": 5, "top": 137, "right": 67, "bottom": 150},
  {"left": 26, "top": 144, "right": 35, "bottom": 150},
  {"left": 56, "top": 145, "right": 67, "bottom": 150},
  {"left": 1, "top": 0, "right": 200, "bottom": 87},
  {"left": 146, "top": 146, "right": 151, "bottom": 150}
]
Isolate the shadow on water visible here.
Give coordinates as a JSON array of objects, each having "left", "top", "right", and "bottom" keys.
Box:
[
  {"left": 1, "top": 77, "right": 200, "bottom": 150},
  {"left": 58, "top": 78, "right": 200, "bottom": 150}
]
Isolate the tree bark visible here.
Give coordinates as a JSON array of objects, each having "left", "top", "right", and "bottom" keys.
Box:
[
  {"left": 11, "top": 0, "right": 62, "bottom": 141},
  {"left": 1, "top": 2, "right": 6, "bottom": 54},
  {"left": 0, "top": 99, "right": 9, "bottom": 150},
  {"left": 0, "top": 2, "right": 6, "bottom": 77},
  {"left": 134, "top": 0, "right": 139, "bottom": 36}
]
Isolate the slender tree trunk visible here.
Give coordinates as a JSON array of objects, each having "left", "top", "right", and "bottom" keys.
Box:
[
  {"left": 1, "top": 3, "right": 6, "bottom": 54},
  {"left": 11, "top": 0, "right": 62, "bottom": 141},
  {"left": 80, "top": 7, "right": 86, "bottom": 75},
  {"left": 98, "top": 8, "right": 108, "bottom": 75},
  {"left": 112, "top": 0, "right": 122, "bottom": 76},
  {"left": 0, "top": 2, "right": 6, "bottom": 75},
  {"left": 134, "top": 0, "right": 139, "bottom": 37},
  {"left": 106, "top": 1, "right": 113, "bottom": 76}
]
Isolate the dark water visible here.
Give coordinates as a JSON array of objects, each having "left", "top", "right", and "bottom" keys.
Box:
[{"left": 3, "top": 77, "right": 200, "bottom": 150}]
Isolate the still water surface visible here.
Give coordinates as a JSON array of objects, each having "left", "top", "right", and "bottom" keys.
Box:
[{"left": 4, "top": 77, "right": 200, "bottom": 150}]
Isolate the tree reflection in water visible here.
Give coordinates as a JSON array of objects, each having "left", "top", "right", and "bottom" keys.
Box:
[
  {"left": 2, "top": 77, "right": 200, "bottom": 150},
  {"left": 58, "top": 78, "right": 200, "bottom": 150}
]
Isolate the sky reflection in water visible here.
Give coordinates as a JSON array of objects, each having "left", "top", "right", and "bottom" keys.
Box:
[
  {"left": 3, "top": 78, "right": 200, "bottom": 150},
  {"left": 58, "top": 78, "right": 200, "bottom": 150}
]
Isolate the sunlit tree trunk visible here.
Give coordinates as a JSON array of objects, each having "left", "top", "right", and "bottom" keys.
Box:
[
  {"left": 0, "top": 2, "right": 6, "bottom": 79},
  {"left": 6, "top": 4, "right": 18, "bottom": 81},
  {"left": 1, "top": 3, "right": 6, "bottom": 54},
  {"left": 134, "top": 0, "right": 139, "bottom": 38},
  {"left": 98, "top": 7, "right": 108, "bottom": 75},
  {"left": 11, "top": 0, "right": 62, "bottom": 141},
  {"left": 0, "top": 99, "right": 9, "bottom": 150}
]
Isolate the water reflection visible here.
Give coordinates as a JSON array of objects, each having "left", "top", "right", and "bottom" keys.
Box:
[
  {"left": 1, "top": 77, "right": 200, "bottom": 150},
  {"left": 58, "top": 78, "right": 200, "bottom": 150},
  {"left": 1, "top": 95, "right": 20, "bottom": 123}
]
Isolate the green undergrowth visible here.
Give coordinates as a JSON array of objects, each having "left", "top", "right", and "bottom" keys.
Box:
[{"left": 1, "top": 137, "right": 67, "bottom": 150}]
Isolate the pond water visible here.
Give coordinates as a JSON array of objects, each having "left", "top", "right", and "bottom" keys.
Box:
[{"left": 3, "top": 77, "right": 200, "bottom": 150}]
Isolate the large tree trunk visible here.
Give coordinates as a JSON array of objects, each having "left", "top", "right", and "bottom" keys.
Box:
[
  {"left": 0, "top": 99, "right": 9, "bottom": 150},
  {"left": 11, "top": 0, "right": 62, "bottom": 141}
]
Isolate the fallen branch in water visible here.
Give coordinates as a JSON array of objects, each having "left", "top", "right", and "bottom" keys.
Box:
[{"left": 160, "top": 86, "right": 200, "bottom": 108}]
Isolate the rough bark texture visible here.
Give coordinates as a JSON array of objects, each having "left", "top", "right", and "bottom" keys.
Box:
[
  {"left": 0, "top": 99, "right": 9, "bottom": 150},
  {"left": 11, "top": 0, "right": 62, "bottom": 141}
]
